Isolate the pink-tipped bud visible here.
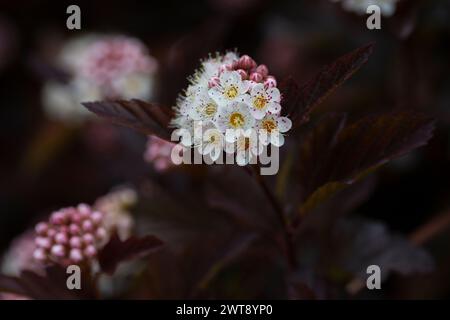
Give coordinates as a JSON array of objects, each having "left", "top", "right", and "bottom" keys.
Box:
[
  {"left": 70, "top": 212, "right": 82, "bottom": 223},
  {"left": 219, "top": 64, "right": 232, "bottom": 74},
  {"left": 256, "top": 64, "right": 269, "bottom": 78},
  {"left": 83, "top": 233, "right": 95, "bottom": 245},
  {"left": 77, "top": 203, "right": 91, "bottom": 215},
  {"left": 50, "top": 211, "right": 66, "bottom": 225},
  {"left": 236, "top": 69, "right": 248, "bottom": 80},
  {"left": 47, "top": 228, "right": 56, "bottom": 237},
  {"left": 208, "top": 76, "right": 220, "bottom": 88},
  {"left": 54, "top": 232, "right": 68, "bottom": 244},
  {"left": 69, "top": 224, "right": 81, "bottom": 235},
  {"left": 91, "top": 211, "right": 103, "bottom": 224},
  {"left": 35, "top": 222, "right": 48, "bottom": 235},
  {"left": 69, "top": 248, "right": 83, "bottom": 263},
  {"left": 82, "top": 220, "right": 94, "bottom": 232},
  {"left": 84, "top": 245, "right": 97, "bottom": 258},
  {"left": 33, "top": 248, "right": 47, "bottom": 261},
  {"left": 264, "top": 76, "right": 277, "bottom": 88},
  {"left": 238, "top": 55, "right": 257, "bottom": 70},
  {"left": 35, "top": 236, "right": 52, "bottom": 249},
  {"left": 250, "top": 72, "right": 263, "bottom": 83},
  {"left": 51, "top": 244, "right": 65, "bottom": 257},
  {"left": 96, "top": 227, "right": 107, "bottom": 241},
  {"left": 70, "top": 236, "right": 82, "bottom": 248}
]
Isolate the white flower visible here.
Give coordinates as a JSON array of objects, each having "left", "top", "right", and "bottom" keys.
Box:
[
  {"left": 188, "top": 87, "right": 219, "bottom": 121},
  {"left": 208, "top": 71, "right": 250, "bottom": 106},
  {"left": 198, "top": 123, "right": 224, "bottom": 161},
  {"left": 244, "top": 83, "right": 281, "bottom": 120},
  {"left": 257, "top": 114, "right": 292, "bottom": 147},
  {"left": 225, "top": 129, "right": 262, "bottom": 166},
  {"left": 216, "top": 101, "right": 255, "bottom": 142}
]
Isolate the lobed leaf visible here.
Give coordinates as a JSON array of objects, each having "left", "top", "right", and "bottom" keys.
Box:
[
  {"left": 82, "top": 99, "right": 173, "bottom": 140},
  {"left": 280, "top": 43, "right": 374, "bottom": 127},
  {"left": 98, "top": 232, "right": 164, "bottom": 275},
  {"left": 297, "top": 111, "right": 435, "bottom": 216}
]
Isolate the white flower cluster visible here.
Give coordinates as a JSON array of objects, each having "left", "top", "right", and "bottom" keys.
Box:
[
  {"left": 331, "top": 0, "right": 399, "bottom": 17},
  {"left": 42, "top": 34, "right": 158, "bottom": 124},
  {"left": 171, "top": 52, "right": 292, "bottom": 165}
]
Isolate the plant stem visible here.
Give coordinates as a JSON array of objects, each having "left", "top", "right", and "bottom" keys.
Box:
[{"left": 250, "top": 165, "right": 298, "bottom": 270}]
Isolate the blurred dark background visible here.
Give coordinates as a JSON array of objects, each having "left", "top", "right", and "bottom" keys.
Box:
[{"left": 0, "top": 0, "right": 449, "bottom": 298}]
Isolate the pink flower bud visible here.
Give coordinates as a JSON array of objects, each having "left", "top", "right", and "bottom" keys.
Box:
[
  {"left": 208, "top": 76, "right": 220, "bottom": 88},
  {"left": 96, "top": 227, "right": 107, "bottom": 241},
  {"left": 69, "top": 224, "right": 81, "bottom": 235},
  {"left": 236, "top": 69, "right": 248, "bottom": 80},
  {"left": 33, "top": 248, "right": 47, "bottom": 261},
  {"left": 70, "top": 212, "right": 82, "bottom": 223},
  {"left": 256, "top": 64, "right": 269, "bottom": 77},
  {"left": 35, "top": 222, "right": 48, "bottom": 235},
  {"left": 47, "top": 228, "right": 56, "bottom": 238},
  {"left": 54, "top": 232, "right": 68, "bottom": 244},
  {"left": 83, "top": 233, "right": 95, "bottom": 245},
  {"left": 219, "top": 64, "right": 232, "bottom": 74},
  {"left": 238, "top": 55, "right": 257, "bottom": 70},
  {"left": 50, "top": 211, "right": 66, "bottom": 225},
  {"left": 250, "top": 72, "right": 263, "bottom": 83},
  {"left": 84, "top": 245, "right": 97, "bottom": 258},
  {"left": 77, "top": 203, "right": 91, "bottom": 216},
  {"left": 91, "top": 211, "right": 103, "bottom": 224},
  {"left": 51, "top": 244, "right": 65, "bottom": 257},
  {"left": 69, "top": 249, "right": 83, "bottom": 263},
  {"left": 82, "top": 220, "right": 94, "bottom": 232},
  {"left": 264, "top": 76, "right": 277, "bottom": 88},
  {"left": 35, "top": 236, "right": 52, "bottom": 249},
  {"left": 70, "top": 236, "right": 82, "bottom": 248}
]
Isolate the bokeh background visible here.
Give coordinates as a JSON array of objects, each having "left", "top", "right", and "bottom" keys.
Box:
[{"left": 0, "top": 0, "right": 449, "bottom": 299}]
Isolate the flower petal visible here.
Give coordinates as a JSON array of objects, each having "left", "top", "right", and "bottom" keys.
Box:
[
  {"left": 267, "top": 87, "right": 280, "bottom": 103},
  {"left": 268, "top": 102, "right": 281, "bottom": 114},
  {"left": 277, "top": 117, "right": 292, "bottom": 133},
  {"left": 249, "top": 107, "right": 266, "bottom": 120}
]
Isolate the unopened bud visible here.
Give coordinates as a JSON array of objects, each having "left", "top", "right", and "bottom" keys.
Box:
[
  {"left": 249, "top": 72, "right": 263, "bottom": 83},
  {"left": 256, "top": 64, "right": 269, "bottom": 77}
]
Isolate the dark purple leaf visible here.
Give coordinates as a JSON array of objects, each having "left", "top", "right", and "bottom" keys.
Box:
[
  {"left": 280, "top": 43, "right": 374, "bottom": 127},
  {"left": 297, "top": 111, "right": 434, "bottom": 217},
  {"left": 82, "top": 99, "right": 173, "bottom": 140},
  {"left": 98, "top": 232, "right": 164, "bottom": 275},
  {"left": 335, "top": 218, "right": 434, "bottom": 288},
  {"left": 0, "top": 265, "right": 96, "bottom": 299}
]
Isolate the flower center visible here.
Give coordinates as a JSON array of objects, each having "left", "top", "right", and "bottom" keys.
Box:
[
  {"left": 204, "top": 103, "right": 217, "bottom": 116},
  {"left": 229, "top": 112, "right": 245, "bottom": 128},
  {"left": 253, "top": 95, "right": 267, "bottom": 110},
  {"left": 225, "top": 85, "right": 238, "bottom": 99},
  {"left": 262, "top": 119, "right": 277, "bottom": 133}
]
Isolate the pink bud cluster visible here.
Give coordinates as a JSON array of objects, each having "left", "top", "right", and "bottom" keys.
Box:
[
  {"left": 33, "top": 204, "right": 107, "bottom": 266},
  {"left": 81, "top": 37, "right": 158, "bottom": 86},
  {"left": 208, "top": 54, "right": 277, "bottom": 89}
]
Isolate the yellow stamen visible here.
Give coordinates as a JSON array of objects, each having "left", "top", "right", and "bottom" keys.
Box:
[
  {"left": 253, "top": 95, "right": 267, "bottom": 110},
  {"left": 262, "top": 119, "right": 277, "bottom": 133},
  {"left": 225, "top": 85, "right": 238, "bottom": 99},
  {"left": 229, "top": 112, "right": 245, "bottom": 128}
]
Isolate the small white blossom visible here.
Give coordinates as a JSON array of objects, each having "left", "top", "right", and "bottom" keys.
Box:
[
  {"left": 198, "top": 123, "right": 224, "bottom": 161},
  {"left": 257, "top": 114, "right": 292, "bottom": 147},
  {"left": 244, "top": 83, "right": 281, "bottom": 120},
  {"left": 188, "top": 87, "right": 219, "bottom": 121},
  {"left": 216, "top": 101, "right": 255, "bottom": 142},
  {"left": 208, "top": 71, "right": 250, "bottom": 106}
]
